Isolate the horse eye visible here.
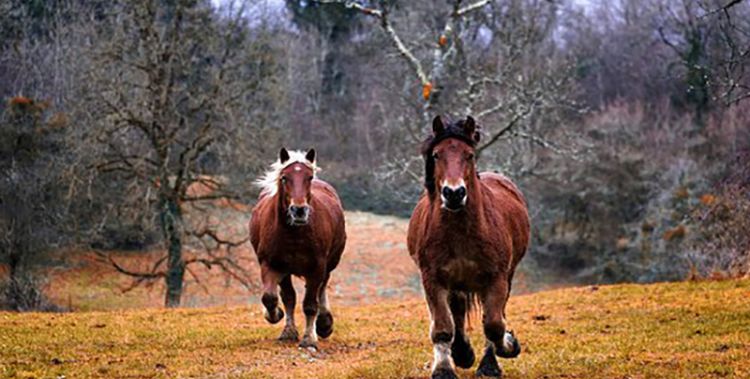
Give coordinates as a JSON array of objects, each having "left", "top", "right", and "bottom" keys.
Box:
[
  {"left": 280, "top": 176, "right": 287, "bottom": 184},
  {"left": 467, "top": 153, "right": 475, "bottom": 160},
  {"left": 432, "top": 153, "right": 439, "bottom": 160},
  {"left": 308, "top": 176, "right": 313, "bottom": 181}
]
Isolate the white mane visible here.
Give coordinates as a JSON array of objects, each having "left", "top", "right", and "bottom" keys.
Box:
[{"left": 256, "top": 150, "right": 319, "bottom": 196}]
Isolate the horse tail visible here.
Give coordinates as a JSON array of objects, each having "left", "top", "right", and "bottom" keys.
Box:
[{"left": 465, "top": 292, "right": 481, "bottom": 327}]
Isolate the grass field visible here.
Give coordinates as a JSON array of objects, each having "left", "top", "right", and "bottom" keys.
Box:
[{"left": 2, "top": 279, "right": 749, "bottom": 378}]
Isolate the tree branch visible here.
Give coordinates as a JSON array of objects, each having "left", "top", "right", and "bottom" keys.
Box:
[
  {"left": 476, "top": 108, "right": 531, "bottom": 154},
  {"left": 456, "top": 0, "right": 491, "bottom": 16},
  {"left": 312, "top": 0, "right": 428, "bottom": 85},
  {"left": 700, "top": 0, "right": 747, "bottom": 19},
  {"left": 381, "top": 14, "right": 429, "bottom": 85},
  {"left": 96, "top": 251, "right": 166, "bottom": 280},
  {"left": 314, "top": 0, "right": 382, "bottom": 17}
]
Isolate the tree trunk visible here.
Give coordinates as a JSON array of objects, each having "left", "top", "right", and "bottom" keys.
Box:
[{"left": 161, "top": 195, "right": 184, "bottom": 308}]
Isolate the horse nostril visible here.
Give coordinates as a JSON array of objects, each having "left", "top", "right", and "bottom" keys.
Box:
[
  {"left": 442, "top": 187, "right": 452, "bottom": 198},
  {"left": 456, "top": 187, "right": 466, "bottom": 199}
]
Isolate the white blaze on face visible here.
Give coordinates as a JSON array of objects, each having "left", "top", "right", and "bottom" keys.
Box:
[{"left": 290, "top": 200, "right": 308, "bottom": 207}]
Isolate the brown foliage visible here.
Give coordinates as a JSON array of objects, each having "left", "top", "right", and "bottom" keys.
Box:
[{"left": 663, "top": 225, "right": 687, "bottom": 242}]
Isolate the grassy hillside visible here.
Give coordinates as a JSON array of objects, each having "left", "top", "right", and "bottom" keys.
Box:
[{"left": 2, "top": 279, "right": 749, "bottom": 378}]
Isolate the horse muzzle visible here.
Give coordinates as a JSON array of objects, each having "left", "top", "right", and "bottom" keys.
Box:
[
  {"left": 441, "top": 185, "right": 467, "bottom": 211},
  {"left": 288, "top": 204, "right": 310, "bottom": 225}
]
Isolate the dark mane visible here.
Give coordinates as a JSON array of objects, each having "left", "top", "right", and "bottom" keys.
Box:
[{"left": 421, "top": 116, "right": 481, "bottom": 194}]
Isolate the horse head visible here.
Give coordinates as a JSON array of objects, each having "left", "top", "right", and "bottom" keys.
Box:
[
  {"left": 422, "top": 115, "right": 481, "bottom": 212},
  {"left": 276, "top": 147, "right": 316, "bottom": 225}
]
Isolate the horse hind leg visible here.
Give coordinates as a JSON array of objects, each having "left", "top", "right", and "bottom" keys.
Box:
[
  {"left": 316, "top": 273, "right": 334, "bottom": 339},
  {"left": 448, "top": 291, "right": 475, "bottom": 369},
  {"left": 496, "top": 274, "right": 521, "bottom": 359},
  {"left": 476, "top": 332, "right": 521, "bottom": 378},
  {"left": 278, "top": 275, "right": 299, "bottom": 342}
]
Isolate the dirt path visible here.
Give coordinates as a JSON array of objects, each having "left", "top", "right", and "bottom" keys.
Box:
[{"left": 46, "top": 211, "right": 421, "bottom": 311}]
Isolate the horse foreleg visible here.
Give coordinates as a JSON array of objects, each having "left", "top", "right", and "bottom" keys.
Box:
[
  {"left": 260, "top": 264, "right": 284, "bottom": 324},
  {"left": 299, "top": 273, "right": 324, "bottom": 349},
  {"left": 449, "top": 291, "right": 475, "bottom": 369},
  {"left": 477, "top": 277, "right": 521, "bottom": 378},
  {"left": 424, "top": 280, "right": 457, "bottom": 379},
  {"left": 316, "top": 273, "right": 334, "bottom": 339},
  {"left": 278, "top": 275, "right": 299, "bottom": 341}
]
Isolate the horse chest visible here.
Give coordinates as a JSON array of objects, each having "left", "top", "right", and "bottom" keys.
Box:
[
  {"left": 428, "top": 237, "right": 497, "bottom": 291},
  {"left": 262, "top": 232, "right": 323, "bottom": 274}
]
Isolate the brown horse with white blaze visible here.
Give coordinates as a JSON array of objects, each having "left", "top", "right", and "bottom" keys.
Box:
[
  {"left": 250, "top": 148, "right": 346, "bottom": 349},
  {"left": 407, "top": 116, "right": 530, "bottom": 378}
]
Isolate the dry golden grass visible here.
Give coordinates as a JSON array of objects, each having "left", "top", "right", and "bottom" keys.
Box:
[{"left": 2, "top": 279, "right": 749, "bottom": 378}]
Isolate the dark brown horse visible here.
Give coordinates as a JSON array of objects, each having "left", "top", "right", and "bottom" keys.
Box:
[
  {"left": 407, "top": 116, "right": 530, "bottom": 378},
  {"left": 250, "top": 148, "right": 346, "bottom": 349}
]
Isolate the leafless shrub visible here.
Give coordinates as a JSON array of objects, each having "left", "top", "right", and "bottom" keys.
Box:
[{"left": 0, "top": 273, "right": 63, "bottom": 312}]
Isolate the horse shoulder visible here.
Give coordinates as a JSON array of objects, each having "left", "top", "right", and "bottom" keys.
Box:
[
  {"left": 407, "top": 193, "right": 431, "bottom": 260},
  {"left": 479, "top": 172, "right": 530, "bottom": 264},
  {"left": 304, "top": 179, "right": 345, "bottom": 271},
  {"left": 479, "top": 172, "right": 527, "bottom": 208},
  {"left": 249, "top": 195, "right": 275, "bottom": 255},
  {"left": 311, "top": 179, "right": 346, "bottom": 237},
  {"left": 312, "top": 179, "right": 343, "bottom": 209}
]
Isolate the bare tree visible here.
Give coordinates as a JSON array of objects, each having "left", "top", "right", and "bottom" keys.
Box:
[
  {"left": 83, "top": 0, "right": 280, "bottom": 307},
  {"left": 0, "top": 0, "right": 95, "bottom": 311},
  {"left": 0, "top": 97, "right": 67, "bottom": 311},
  {"left": 655, "top": 0, "right": 750, "bottom": 115},
  {"left": 313, "top": 0, "right": 575, "bottom": 152}
]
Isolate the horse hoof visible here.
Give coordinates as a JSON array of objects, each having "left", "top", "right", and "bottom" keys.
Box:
[
  {"left": 316, "top": 312, "right": 334, "bottom": 339},
  {"left": 477, "top": 347, "right": 502, "bottom": 378},
  {"left": 299, "top": 337, "right": 318, "bottom": 350},
  {"left": 264, "top": 307, "right": 284, "bottom": 324},
  {"left": 431, "top": 368, "right": 459, "bottom": 379},
  {"left": 476, "top": 365, "right": 502, "bottom": 378},
  {"left": 451, "top": 337, "right": 475, "bottom": 369},
  {"left": 278, "top": 326, "right": 299, "bottom": 342},
  {"left": 496, "top": 331, "right": 521, "bottom": 359}
]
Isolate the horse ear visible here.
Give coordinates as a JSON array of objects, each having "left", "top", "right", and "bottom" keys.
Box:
[
  {"left": 465, "top": 116, "right": 481, "bottom": 143},
  {"left": 305, "top": 148, "right": 316, "bottom": 164},
  {"left": 464, "top": 116, "right": 476, "bottom": 136},
  {"left": 432, "top": 115, "right": 444, "bottom": 135},
  {"left": 279, "top": 147, "right": 290, "bottom": 163}
]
